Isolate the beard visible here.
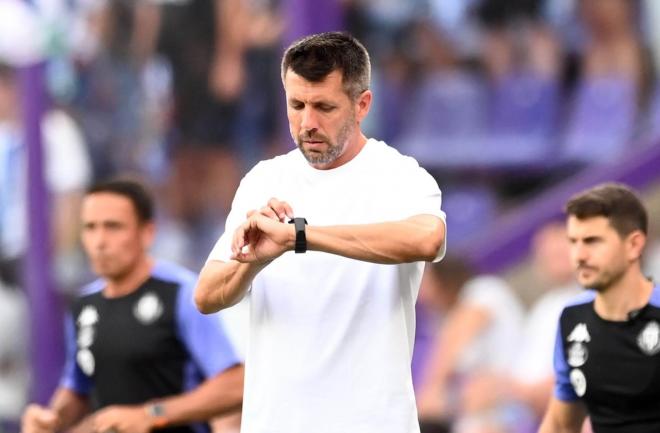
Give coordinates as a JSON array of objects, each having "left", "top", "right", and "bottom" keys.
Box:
[
  {"left": 295, "top": 112, "right": 355, "bottom": 166},
  {"left": 577, "top": 263, "right": 626, "bottom": 292}
]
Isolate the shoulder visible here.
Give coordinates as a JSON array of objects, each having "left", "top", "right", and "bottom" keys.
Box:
[
  {"left": 367, "top": 139, "right": 438, "bottom": 187},
  {"left": 561, "top": 290, "right": 596, "bottom": 312},
  {"left": 368, "top": 139, "right": 425, "bottom": 169},
  {"left": 648, "top": 284, "right": 660, "bottom": 308},
  {"left": 245, "top": 150, "right": 301, "bottom": 178},
  {"left": 558, "top": 291, "right": 596, "bottom": 328},
  {"left": 79, "top": 278, "right": 104, "bottom": 297},
  {"left": 151, "top": 260, "right": 197, "bottom": 288}
]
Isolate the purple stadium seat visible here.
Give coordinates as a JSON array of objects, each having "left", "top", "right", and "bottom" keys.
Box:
[
  {"left": 395, "top": 71, "right": 488, "bottom": 167},
  {"left": 490, "top": 72, "right": 559, "bottom": 136},
  {"left": 562, "top": 75, "right": 637, "bottom": 163},
  {"left": 644, "top": 85, "right": 660, "bottom": 144},
  {"left": 441, "top": 186, "right": 497, "bottom": 248},
  {"left": 480, "top": 71, "right": 560, "bottom": 166}
]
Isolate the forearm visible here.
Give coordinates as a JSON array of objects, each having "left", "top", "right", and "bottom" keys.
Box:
[
  {"left": 150, "top": 365, "right": 244, "bottom": 426},
  {"left": 538, "top": 418, "right": 578, "bottom": 433},
  {"left": 194, "top": 260, "right": 265, "bottom": 313},
  {"left": 538, "top": 398, "right": 585, "bottom": 433},
  {"left": 307, "top": 215, "right": 444, "bottom": 264},
  {"left": 50, "top": 388, "right": 90, "bottom": 431}
]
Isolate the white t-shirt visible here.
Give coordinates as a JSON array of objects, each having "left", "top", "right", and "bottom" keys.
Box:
[{"left": 208, "top": 139, "right": 446, "bottom": 433}]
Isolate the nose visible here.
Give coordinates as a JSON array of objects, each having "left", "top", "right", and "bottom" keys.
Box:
[
  {"left": 88, "top": 228, "right": 108, "bottom": 251},
  {"left": 571, "top": 242, "right": 588, "bottom": 265},
  {"left": 300, "top": 107, "right": 319, "bottom": 132}
]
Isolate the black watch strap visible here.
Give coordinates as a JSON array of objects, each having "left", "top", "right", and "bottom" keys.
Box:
[{"left": 288, "top": 217, "right": 308, "bottom": 253}]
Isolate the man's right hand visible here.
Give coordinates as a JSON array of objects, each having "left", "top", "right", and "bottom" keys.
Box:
[
  {"left": 247, "top": 197, "right": 294, "bottom": 223},
  {"left": 22, "top": 404, "right": 59, "bottom": 433},
  {"left": 231, "top": 213, "right": 294, "bottom": 263}
]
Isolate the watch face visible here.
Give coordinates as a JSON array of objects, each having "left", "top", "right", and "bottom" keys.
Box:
[
  {"left": 293, "top": 217, "right": 307, "bottom": 253},
  {"left": 149, "top": 403, "right": 165, "bottom": 417}
]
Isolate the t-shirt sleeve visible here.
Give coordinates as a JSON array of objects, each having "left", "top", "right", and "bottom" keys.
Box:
[
  {"left": 207, "top": 163, "right": 265, "bottom": 263},
  {"left": 175, "top": 281, "right": 241, "bottom": 377},
  {"left": 59, "top": 314, "right": 92, "bottom": 395},
  {"left": 553, "top": 317, "right": 579, "bottom": 401},
  {"left": 396, "top": 161, "right": 446, "bottom": 262}
]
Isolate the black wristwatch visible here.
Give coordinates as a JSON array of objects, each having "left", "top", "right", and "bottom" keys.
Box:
[{"left": 288, "top": 217, "right": 308, "bottom": 253}]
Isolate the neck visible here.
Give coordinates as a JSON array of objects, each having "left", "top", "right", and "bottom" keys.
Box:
[
  {"left": 594, "top": 265, "right": 653, "bottom": 321},
  {"left": 103, "top": 256, "right": 154, "bottom": 298}
]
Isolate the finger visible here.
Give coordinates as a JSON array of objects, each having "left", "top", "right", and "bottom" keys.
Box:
[
  {"left": 23, "top": 406, "right": 57, "bottom": 433},
  {"left": 23, "top": 424, "right": 53, "bottom": 433},
  {"left": 36, "top": 411, "right": 58, "bottom": 429},
  {"left": 231, "top": 226, "right": 246, "bottom": 256},
  {"left": 260, "top": 206, "right": 279, "bottom": 220},
  {"left": 267, "top": 198, "right": 292, "bottom": 221},
  {"left": 282, "top": 202, "right": 294, "bottom": 220},
  {"left": 231, "top": 246, "right": 253, "bottom": 263},
  {"left": 246, "top": 209, "right": 257, "bottom": 218},
  {"left": 30, "top": 406, "right": 58, "bottom": 429}
]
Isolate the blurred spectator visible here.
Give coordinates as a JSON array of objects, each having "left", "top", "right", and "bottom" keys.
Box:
[
  {"left": 344, "top": 0, "right": 425, "bottom": 62},
  {"left": 458, "top": 221, "right": 582, "bottom": 432},
  {"left": 412, "top": 261, "right": 464, "bottom": 394},
  {"left": 562, "top": 0, "right": 647, "bottom": 163},
  {"left": 417, "top": 256, "right": 526, "bottom": 433},
  {"left": 643, "top": 0, "right": 660, "bottom": 73},
  {"left": 0, "top": 278, "right": 28, "bottom": 429},
  {"left": 395, "top": 19, "right": 488, "bottom": 167},
  {"left": 644, "top": 237, "right": 660, "bottom": 279},
  {"left": 0, "top": 63, "right": 92, "bottom": 291},
  {"left": 153, "top": 0, "right": 283, "bottom": 266},
  {"left": 71, "top": 0, "right": 159, "bottom": 180},
  {"left": 477, "top": 0, "right": 562, "bottom": 167}
]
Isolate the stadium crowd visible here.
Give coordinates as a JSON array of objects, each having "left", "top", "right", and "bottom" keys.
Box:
[{"left": 2, "top": 1, "right": 660, "bottom": 432}]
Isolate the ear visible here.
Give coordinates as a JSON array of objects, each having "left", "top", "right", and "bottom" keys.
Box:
[
  {"left": 140, "top": 221, "right": 156, "bottom": 250},
  {"left": 625, "top": 230, "right": 646, "bottom": 263},
  {"left": 355, "top": 90, "right": 372, "bottom": 123}
]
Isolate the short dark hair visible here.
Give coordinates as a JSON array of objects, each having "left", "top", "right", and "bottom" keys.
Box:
[
  {"left": 87, "top": 179, "right": 154, "bottom": 224},
  {"left": 281, "top": 31, "right": 371, "bottom": 100},
  {"left": 565, "top": 182, "right": 648, "bottom": 237}
]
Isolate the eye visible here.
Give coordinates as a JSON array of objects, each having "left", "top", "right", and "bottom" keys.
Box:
[
  {"left": 289, "top": 101, "right": 304, "bottom": 110},
  {"left": 105, "top": 221, "right": 123, "bottom": 230},
  {"left": 317, "top": 104, "right": 335, "bottom": 112}
]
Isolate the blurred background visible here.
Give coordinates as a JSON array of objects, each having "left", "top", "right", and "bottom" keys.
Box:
[{"left": 1, "top": 0, "right": 660, "bottom": 432}]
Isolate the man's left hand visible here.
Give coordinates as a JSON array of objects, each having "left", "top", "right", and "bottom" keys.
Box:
[{"left": 93, "top": 406, "right": 154, "bottom": 433}]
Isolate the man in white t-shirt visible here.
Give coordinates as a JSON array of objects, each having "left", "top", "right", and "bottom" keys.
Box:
[{"left": 194, "top": 32, "right": 447, "bottom": 433}]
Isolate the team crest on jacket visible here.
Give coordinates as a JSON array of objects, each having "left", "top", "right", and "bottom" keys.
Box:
[
  {"left": 637, "top": 321, "right": 660, "bottom": 355},
  {"left": 567, "top": 342, "right": 588, "bottom": 367},
  {"left": 570, "top": 369, "right": 587, "bottom": 397},
  {"left": 567, "top": 323, "right": 591, "bottom": 343},
  {"left": 134, "top": 292, "right": 163, "bottom": 324}
]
